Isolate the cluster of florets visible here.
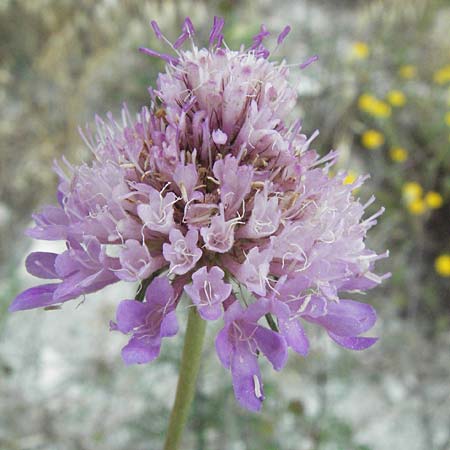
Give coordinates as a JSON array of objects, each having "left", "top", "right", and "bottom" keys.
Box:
[{"left": 10, "top": 17, "right": 389, "bottom": 411}]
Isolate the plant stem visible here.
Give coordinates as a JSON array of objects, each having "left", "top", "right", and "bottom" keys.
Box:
[
  {"left": 163, "top": 306, "right": 207, "bottom": 450},
  {"left": 135, "top": 267, "right": 167, "bottom": 301}
]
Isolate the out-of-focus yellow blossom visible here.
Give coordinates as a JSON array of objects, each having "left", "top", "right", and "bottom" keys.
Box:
[
  {"left": 387, "top": 90, "right": 406, "bottom": 107},
  {"left": 343, "top": 170, "right": 358, "bottom": 185},
  {"left": 408, "top": 198, "right": 426, "bottom": 215},
  {"left": 433, "top": 65, "right": 450, "bottom": 85},
  {"left": 351, "top": 42, "right": 369, "bottom": 59},
  {"left": 445, "top": 111, "right": 450, "bottom": 127},
  {"left": 402, "top": 182, "right": 423, "bottom": 202},
  {"left": 425, "top": 191, "right": 443, "bottom": 209},
  {"left": 389, "top": 147, "right": 408, "bottom": 162},
  {"left": 435, "top": 254, "right": 450, "bottom": 277},
  {"left": 358, "top": 94, "right": 391, "bottom": 118},
  {"left": 361, "top": 130, "right": 384, "bottom": 149},
  {"left": 398, "top": 65, "right": 416, "bottom": 79}
]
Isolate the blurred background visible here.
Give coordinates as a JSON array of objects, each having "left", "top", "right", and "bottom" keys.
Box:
[{"left": 1, "top": 0, "right": 450, "bottom": 449}]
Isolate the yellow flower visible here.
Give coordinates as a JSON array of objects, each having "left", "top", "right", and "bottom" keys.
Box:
[
  {"left": 387, "top": 90, "right": 406, "bottom": 107},
  {"left": 425, "top": 191, "right": 443, "bottom": 209},
  {"left": 343, "top": 170, "right": 358, "bottom": 185},
  {"left": 352, "top": 42, "right": 369, "bottom": 59},
  {"left": 361, "top": 130, "right": 384, "bottom": 149},
  {"left": 408, "top": 198, "right": 426, "bottom": 215},
  {"left": 389, "top": 147, "right": 408, "bottom": 162},
  {"left": 398, "top": 65, "right": 416, "bottom": 79},
  {"left": 402, "top": 182, "right": 423, "bottom": 202},
  {"left": 358, "top": 93, "right": 376, "bottom": 110},
  {"left": 435, "top": 254, "right": 450, "bottom": 277},
  {"left": 374, "top": 102, "right": 391, "bottom": 117},
  {"left": 445, "top": 111, "right": 450, "bottom": 127},
  {"left": 433, "top": 65, "right": 450, "bottom": 85},
  {"left": 358, "top": 94, "right": 391, "bottom": 118}
]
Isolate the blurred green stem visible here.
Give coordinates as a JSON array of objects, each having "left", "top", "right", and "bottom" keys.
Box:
[{"left": 163, "top": 306, "right": 206, "bottom": 450}]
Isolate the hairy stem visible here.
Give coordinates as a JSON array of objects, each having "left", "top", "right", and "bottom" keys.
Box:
[{"left": 163, "top": 306, "right": 207, "bottom": 450}]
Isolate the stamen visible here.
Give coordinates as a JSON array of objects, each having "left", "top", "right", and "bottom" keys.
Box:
[
  {"left": 299, "top": 55, "right": 319, "bottom": 70},
  {"left": 150, "top": 20, "right": 163, "bottom": 40},
  {"left": 139, "top": 47, "right": 179, "bottom": 66},
  {"left": 277, "top": 25, "right": 291, "bottom": 45},
  {"left": 253, "top": 375, "right": 263, "bottom": 399}
]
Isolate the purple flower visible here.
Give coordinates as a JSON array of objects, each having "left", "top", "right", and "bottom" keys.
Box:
[
  {"left": 162, "top": 229, "right": 202, "bottom": 275},
  {"left": 173, "top": 152, "right": 203, "bottom": 202},
  {"left": 237, "top": 182, "right": 281, "bottom": 239},
  {"left": 111, "top": 276, "right": 179, "bottom": 365},
  {"left": 200, "top": 205, "right": 239, "bottom": 253},
  {"left": 10, "top": 238, "right": 119, "bottom": 312},
  {"left": 11, "top": 17, "right": 389, "bottom": 412},
  {"left": 184, "top": 266, "right": 232, "bottom": 320},
  {"left": 116, "top": 239, "right": 165, "bottom": 282},
  {"left": 226, "top": 246, "right": 274, "bottom": 296},
  {"left": 305, "top": 299, "right": 378, "bottom": 350},
  {"left": 215, "top": 298, "right": 289, "bottom": 411},
  {"left": 212, "top": 155, "right": 253, "bottom": 217},
  {"left": 137, "top": 187, "right": 177, "bottom": 235}
]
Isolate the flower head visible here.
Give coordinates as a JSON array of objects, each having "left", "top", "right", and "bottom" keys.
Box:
[
  {"left": 10, "top": 17, "right": 388, "bottom": 411},
  {"left": 387, "top": 90, "right": 406, "bottom": 107},
  {"left": 361, "top": 129, "right": 385, "bottom": 149},
  {"left": 433, "top": 65, "right": 450, "bottom": 85},
  {"left": 389, "top": 147, "right": 408, "bottom": 163},
  {"left": 351, "top": 42, "right": 369, "bottom": 59},
  {"left": 435, "top": 254, "right": 450, "bottom": 277},
  {"left": 398, "top": 65, "right": 416, "bottom": 79},
  {"left": 358, "top": 94, "right": 391, "bottom": 118},
  {"left": 424, "top": 191, "right": 443, "bottom": 209}
]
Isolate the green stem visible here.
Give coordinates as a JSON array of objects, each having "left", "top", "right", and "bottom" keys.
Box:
[
  {"left": 163, "top": 306, "right": 207, "bottom": 450},
  {"left": 135, "top": 267, "right": 167, "bottom": 302},
  {"left": 265, "top": 313, "right": 279, "bottom": 332}
]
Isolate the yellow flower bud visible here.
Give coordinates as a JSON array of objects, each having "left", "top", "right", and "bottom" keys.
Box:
[
  {"left": 425, "top": 191, "right": 443, "bottom": 209},
  {"left": 402, "top": 182, "right": 423, "bottom": 202},
  {"left": 398, "top": 65, "right": 416, "bottom": 79},
  {"left": 358, "top": 94, "right": 391, "bottom": 118},
  {"left": 445, "top": 112, "right": 450, "bottom": 127},
  {"left": 408, "top": 198, "right": 426, "bottom": 215},
  {"left": 352, "top": 42, "right": 369, "bottom": 59},
  {"left": 361, "top": 130, "right": 384, "bottom": 149},
  {"left": 387, "top": 90, "right": 406, "bottom": 107},
  {"left": 433, "top": 65, "right": 450, "bottom": 85},
  {"left": 389, "top": 147, "right": 408, "bottom": 162},
  {"left": 435, "top": 254, "right": 450, "bottom": 277}
]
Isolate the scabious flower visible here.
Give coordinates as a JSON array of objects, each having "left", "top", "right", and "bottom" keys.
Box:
[{"left": 10, "top": 17, "right": 389, "bottom": 412}]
